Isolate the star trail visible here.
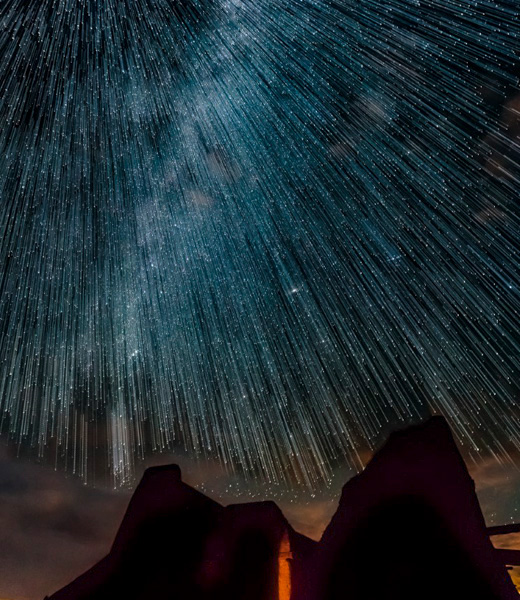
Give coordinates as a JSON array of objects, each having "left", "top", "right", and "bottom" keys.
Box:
[{"left": 0, "top": 0, "right": 519, "bottom": 487}]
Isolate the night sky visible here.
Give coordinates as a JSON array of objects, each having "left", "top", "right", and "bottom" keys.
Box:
[{"left": 0, "top": 0, "right": 519, "bottom": 597}]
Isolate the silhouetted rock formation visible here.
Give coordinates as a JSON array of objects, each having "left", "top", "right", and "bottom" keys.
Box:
[
  {"left": 200, "top": 501, "right": 315, "bottom": 600},
  {"left": 46, "top": 463, "right": 315, "bottom": 600},
  {"left": 46, "top": 417, "right": 518, "bottom": 600},
  {"left": 47, "top": 463, "right": 222, "bottom": 599},
  {"left": 305, "top": 416, "right": 518, "bottom": 600}
]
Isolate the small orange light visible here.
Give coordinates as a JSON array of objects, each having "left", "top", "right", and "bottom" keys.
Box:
[{"left": 278, "top": 529, "right": 293, "bottom": 600}]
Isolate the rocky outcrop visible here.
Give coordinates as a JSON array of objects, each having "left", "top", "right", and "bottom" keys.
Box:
[
  {"left": 306, "top": 417, "right": 518, "bottom": 600},
  {"left": 46, "top": 464, "right": 315, "bottom": 600},
  {"left": 46, "top": 417, "right": 518, "bottom": 600},
  {"left": 47, "top": 463, "right": 222, "bottom": 599}
]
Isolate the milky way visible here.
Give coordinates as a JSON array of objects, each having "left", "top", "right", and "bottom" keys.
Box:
[{"left": 0, "top": 0, "right": 519, "bottom": 487}]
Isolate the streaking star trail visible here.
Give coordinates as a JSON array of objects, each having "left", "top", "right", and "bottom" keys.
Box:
[{"left": 0, "top": 0, "right": 519, "bottom": 487}]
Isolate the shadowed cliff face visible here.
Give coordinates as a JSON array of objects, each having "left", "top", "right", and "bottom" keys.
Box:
[
  {"left": 47, "top": 464, "right": 314, "bottom": 600},
  {"left": 47, "top": 417, "right": 518, "bottom": 600},
  {"left": 308, "top": 417, "right": 518, "bottom": 600},
  {"left": 321, "top": 496, "right": 492, "bottom": 600}
]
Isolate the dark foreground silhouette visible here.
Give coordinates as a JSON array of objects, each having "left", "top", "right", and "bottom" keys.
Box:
[{"left": 46, "top": 417, "right": 518, "bottom": 600}]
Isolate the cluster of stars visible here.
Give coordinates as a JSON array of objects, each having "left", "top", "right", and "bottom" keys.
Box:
[{"left": 0, "top": 0, "right": 519, "bottom": 487}]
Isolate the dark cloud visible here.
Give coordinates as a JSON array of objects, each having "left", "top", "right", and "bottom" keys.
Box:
[{"left": 0, "top": 443, "right": 130, "bottom": 600}]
